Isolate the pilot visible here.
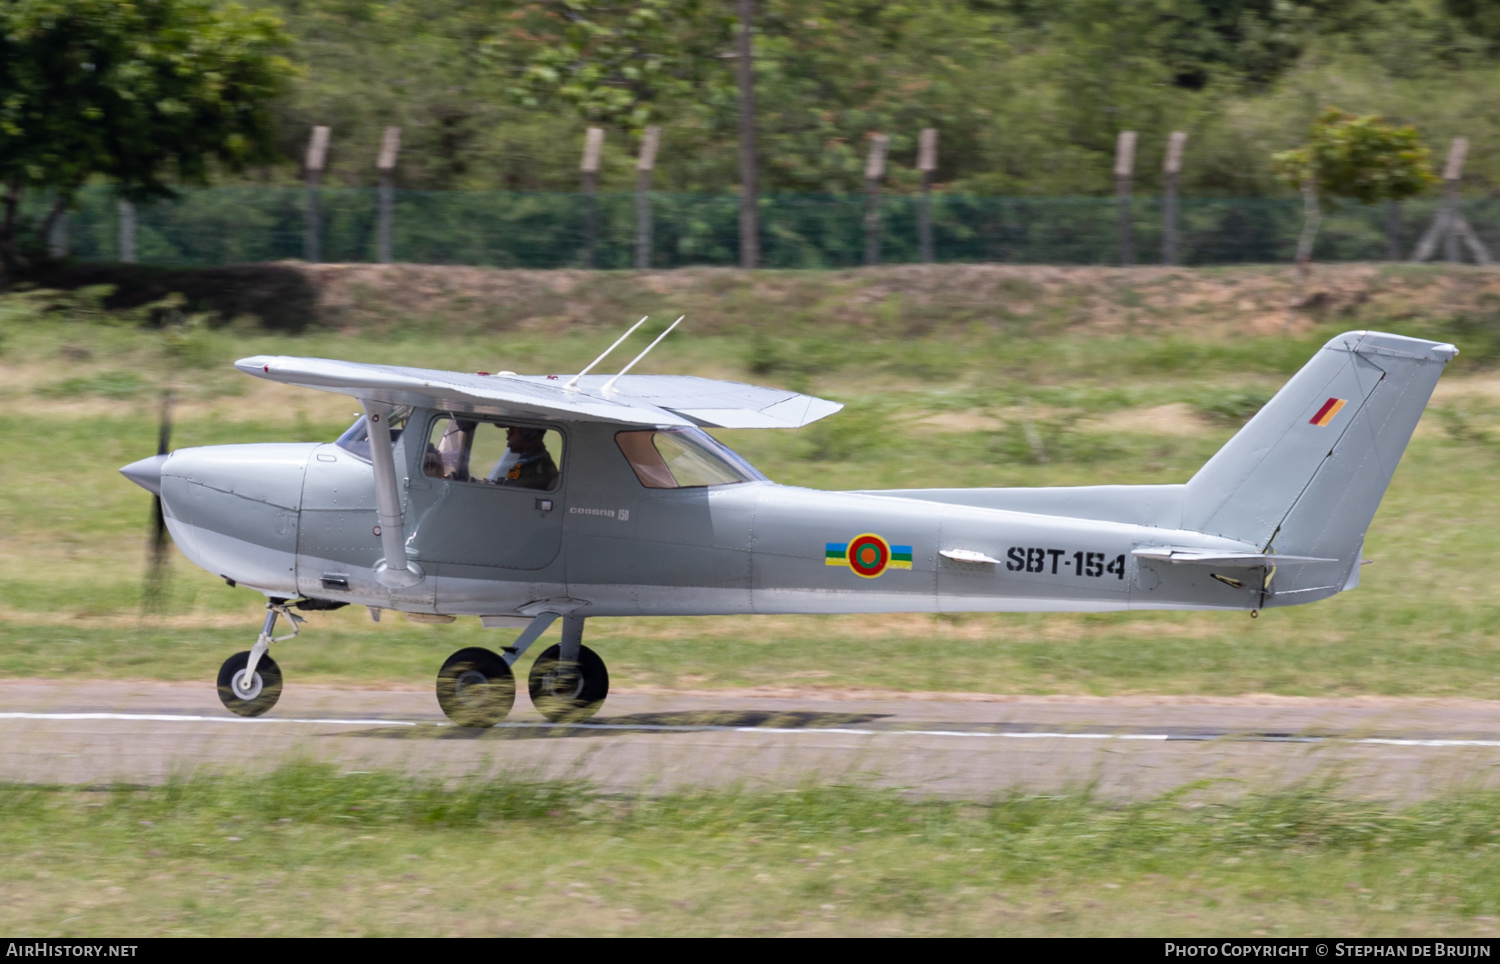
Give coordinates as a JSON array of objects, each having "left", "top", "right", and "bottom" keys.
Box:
[{"left": 489, "top": 426, "right": 559, "bottom": 490}]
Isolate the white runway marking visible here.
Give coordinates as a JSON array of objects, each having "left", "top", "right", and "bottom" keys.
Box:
[
  {"left": 0, "top": 712, "right": 417, "bottom": 727},
  {"left": 4, "top": 712, "right": 1500, "bottom": 747}
]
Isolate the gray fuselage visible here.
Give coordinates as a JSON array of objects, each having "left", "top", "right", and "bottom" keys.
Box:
[{"left": 158, "top": 412, "right": 1285, "bottom": 619}]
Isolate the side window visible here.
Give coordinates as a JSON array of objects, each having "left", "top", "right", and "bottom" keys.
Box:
[
  {"left": 616, "top": 431, "right": 677, "bottom": 488},
  {"left": 424, "top": 416, "right": 563, "bottom": 491},
  {"left": 616, "top": 428, "right": 763, "bottom": 489},
  {"left": 335, "top": 406, "right": 412, "bottom": 461}
]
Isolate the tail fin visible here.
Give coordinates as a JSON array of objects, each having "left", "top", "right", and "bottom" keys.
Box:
[{"left": 1183, "top": 330, "right": 1455, "bottom": 602}]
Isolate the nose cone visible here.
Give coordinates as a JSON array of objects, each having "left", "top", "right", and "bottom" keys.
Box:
[{"left": 120, "top": 454, "right": 169, "bottom": 496}]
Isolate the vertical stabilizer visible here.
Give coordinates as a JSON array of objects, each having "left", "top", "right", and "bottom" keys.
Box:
[{"left": 1183, "top": 331, "right": 1455, "bottom": 601}]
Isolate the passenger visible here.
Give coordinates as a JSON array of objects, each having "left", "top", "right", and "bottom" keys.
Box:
[
  {"left": 431, "top": 418, "right": 475, "bottom": 480},
  {"left": 489, "top": 427, "right": 558, "bottom": 490}
]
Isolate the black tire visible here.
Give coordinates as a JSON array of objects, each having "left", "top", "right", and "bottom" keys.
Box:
[
  {"left": 216, "top": 651, "right": 283, "bottom": 718},
  {"left": 436, "top": 647, "right": 515, "bottom": 727},
  {"left": 528, "top": 644, "right": 609, "bottom": 723}
]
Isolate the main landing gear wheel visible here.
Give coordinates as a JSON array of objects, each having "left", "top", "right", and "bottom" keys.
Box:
[
  {"left": 216, "top": 651, "right": 283, "bottom": 718},
  {"left": 436, "top": 647, "right": 516, "bottom": 728},
  {"left": 528, "top": 644, "right": 609, "bottom": 723}
]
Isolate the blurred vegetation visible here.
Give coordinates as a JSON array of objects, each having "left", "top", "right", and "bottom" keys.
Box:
[
  {"left": 0, "top": 0, "right": 294, "bottom": 275},
  {"left": 215, "top": 0, "right": 1500, "bottom": 201},
  {"left": 4, "top": 763, "right": 1500, "bottom": 935}
]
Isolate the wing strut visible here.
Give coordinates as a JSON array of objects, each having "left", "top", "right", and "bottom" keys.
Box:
[{"left": 361, "top": 399, "right": 423, "bottom": 588}]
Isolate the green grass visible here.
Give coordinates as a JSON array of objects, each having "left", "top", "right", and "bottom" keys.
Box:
[
  {"left": 3, "top": 301, "right": 1500, "bottom": 697},
  {"left": 3, "top": 276, "right": 1499, "bottom": 937},
  {"left": 2, "top": 763, "right": 1499, "bottom": 936}
]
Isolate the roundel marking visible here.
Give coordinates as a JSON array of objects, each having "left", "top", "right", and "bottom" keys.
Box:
[{"left": 846, "top": 533, "right": 891, "bottom": 578}]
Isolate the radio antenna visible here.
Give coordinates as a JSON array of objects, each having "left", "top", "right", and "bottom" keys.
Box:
[
  {"left": 602, "top": 316, "right": 684, "bottom": 393},
  {"left": 564, "top": 316, "right": 648, "bottom": 390}
]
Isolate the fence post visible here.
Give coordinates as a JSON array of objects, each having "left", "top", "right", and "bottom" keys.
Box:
[
  {"left": 580, "top": 126, "right": 604, "bottom": 269},
  {"left": 41, "top": 189, "right": 67, "bottom": 258},
  {"left": 1443, "top": 137, "right": 1467, "bottom": 265},
  {"left": 375, "top": 126, "right": 401, "bottom": 264},
  {"left": 47, "top": 211, "right": 67, "bottom": 257},
  {"left": 635, "top": 126, "right": 661, "bottom": 270},
  {"left": 1115, "top": 130, "right": 1136, "bottom": 266},
  {"left": 1411, "top": 138, "right": 1490, "bottom": 264},
  {"left": 118, "top": 200, "right": 136, "bottom": 264},
  {"left": 736, "top": 0, "right": 758, "bottom": 269},
  {"left": 918, "top": 128, "right": 938, "bottom": 264},
  {"left": 304, "top": 126, "right": 330, "bottom": 263},
  {"left": 1162, "top": 131, "right": 1185, "bottom": 266},
  {"left": 863, "top": 134, "right": 889, "bottom": 266}
]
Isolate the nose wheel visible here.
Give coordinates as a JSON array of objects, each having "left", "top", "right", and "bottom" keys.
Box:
[
  {"left": 215, "top": 599, "right": 300, "bottom": 717},
  {"left": 216, "top": 650, "right": 284, "bottom": 717}
]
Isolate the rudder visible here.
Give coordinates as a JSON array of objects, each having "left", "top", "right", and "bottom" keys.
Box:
[{"left": 1183, "top": 330, "right": 1455, "bottom": 602}]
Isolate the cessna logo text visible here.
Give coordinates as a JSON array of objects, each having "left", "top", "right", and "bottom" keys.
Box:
[{"left": 570, "top": 507, "right": 629, "bottom": 521}]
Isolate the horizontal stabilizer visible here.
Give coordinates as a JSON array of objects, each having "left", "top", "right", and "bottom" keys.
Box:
[{"left": 1132, "top": 547, "right": 1337, "bottom": 567}]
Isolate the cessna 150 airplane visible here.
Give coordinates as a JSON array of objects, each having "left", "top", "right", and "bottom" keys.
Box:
[{"left": 119, "top": 324, "right": 1454, "bottom": 727}]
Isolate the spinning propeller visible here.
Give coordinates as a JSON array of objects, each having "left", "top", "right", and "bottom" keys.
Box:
[{"left": 121, "top": 392, "right": 174, "bottom": 613}]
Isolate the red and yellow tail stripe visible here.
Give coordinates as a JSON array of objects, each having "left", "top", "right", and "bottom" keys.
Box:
[{"left": 1309, "top": 397, "right": 1347, "bottom": 427}]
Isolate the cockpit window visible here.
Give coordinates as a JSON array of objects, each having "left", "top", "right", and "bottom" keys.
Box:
[
  {"left": 335, "top": 406, "right": 412, "bottom": 461},
  {"left": 424, "top": 415, "right": 563, "bottom": 491},
  {"left": 616, "top": 428, "right": 766, "bottom": 489}
]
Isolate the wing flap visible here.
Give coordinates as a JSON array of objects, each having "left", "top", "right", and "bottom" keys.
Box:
[{"left": 521, "top": 374, "right": 842, "bottom": 429}]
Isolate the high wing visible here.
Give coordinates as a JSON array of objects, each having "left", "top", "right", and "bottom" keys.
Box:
[{"left": 235, "top": 356, "right": 842, "bottom": 429}]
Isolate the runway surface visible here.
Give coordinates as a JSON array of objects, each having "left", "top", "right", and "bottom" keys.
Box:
[{"left": 3, "top": 679, "right": 1500, "bottom": 799}]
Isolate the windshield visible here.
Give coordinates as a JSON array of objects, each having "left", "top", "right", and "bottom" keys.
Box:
[
  {"left": 616, "top": 427, "right": 766, "bottom": 489},
  {"left": 335, "top": 406, "right": 412, "bottom": 461}
]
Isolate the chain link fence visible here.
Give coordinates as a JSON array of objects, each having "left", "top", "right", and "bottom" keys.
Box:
[{"left": 31, "top": 185, "right": 1500, "bottom": 269}]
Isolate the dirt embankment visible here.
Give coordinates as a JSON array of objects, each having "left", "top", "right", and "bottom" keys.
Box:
[{"left": 23, "top": 261, "right": 1500, "bottom": 335}]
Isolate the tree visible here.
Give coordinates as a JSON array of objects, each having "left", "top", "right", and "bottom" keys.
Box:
[
  {"left": 486, "top": 0, "right": 733, "bottom": 131},
  {"left": 0, "top": 0, "right": 294, "bottom": 276},
  {"left": 1273, "top": 107, "right": 1438, "bottom": 269}
]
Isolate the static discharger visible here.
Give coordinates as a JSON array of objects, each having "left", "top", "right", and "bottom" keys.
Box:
[
  {"left": 564, "top": 316, "right": 649, "bottom": 390},
  {"left": 602, "top": 316, "right": 684, "bottom": 393}
]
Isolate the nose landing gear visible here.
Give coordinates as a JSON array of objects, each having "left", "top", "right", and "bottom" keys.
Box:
[{"left": 216, "top": 599, "right": 302, "bottom": 717}]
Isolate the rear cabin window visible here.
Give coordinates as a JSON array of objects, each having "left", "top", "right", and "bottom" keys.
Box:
[{"left": 616, "top": 428, "right": 765, "bottom": 489}]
